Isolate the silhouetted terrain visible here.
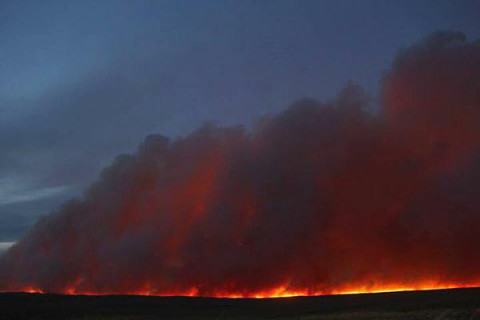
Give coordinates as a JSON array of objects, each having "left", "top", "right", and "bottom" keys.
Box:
[{"left": 1, "top": 287, "right": 480, "bottom": 319}]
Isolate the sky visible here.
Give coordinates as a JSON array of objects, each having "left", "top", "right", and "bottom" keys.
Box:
[{"left": 1, "top": 0, "right": 479, "bottom": 251}]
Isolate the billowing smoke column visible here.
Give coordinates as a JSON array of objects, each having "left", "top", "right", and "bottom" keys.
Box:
[{"left": 1, "top": 31, "right": 480, "bottom": 297}]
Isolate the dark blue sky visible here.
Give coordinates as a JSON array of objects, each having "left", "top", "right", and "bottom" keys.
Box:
[{"left": 1, "top": 0, "right": 479, "bottom": 249}]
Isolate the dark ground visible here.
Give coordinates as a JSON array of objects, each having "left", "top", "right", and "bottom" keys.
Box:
[{"left": 1, "top": 287, "right": 480, "bottom": 319}]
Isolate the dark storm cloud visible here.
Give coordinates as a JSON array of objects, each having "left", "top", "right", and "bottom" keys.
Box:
[{"left": 0, "top": 47, "right": 189, "bottom": 241}]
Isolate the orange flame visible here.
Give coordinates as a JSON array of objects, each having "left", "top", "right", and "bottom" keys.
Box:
[{"left": 14, "top": 282, "right": 480, "bottom": 298}]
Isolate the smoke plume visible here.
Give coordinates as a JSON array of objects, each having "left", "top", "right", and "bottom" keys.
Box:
[{"left": 1, "top": 31, "right": 479, "bottom": 297}]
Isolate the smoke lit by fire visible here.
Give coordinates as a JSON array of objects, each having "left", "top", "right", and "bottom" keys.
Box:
[{"left": 0, "top": 31, "right": 479, "bottom": 297}]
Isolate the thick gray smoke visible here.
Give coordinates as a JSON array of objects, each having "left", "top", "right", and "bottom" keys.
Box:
[{"left": 0, "top": 31, "right": 479, "bottom": 297}]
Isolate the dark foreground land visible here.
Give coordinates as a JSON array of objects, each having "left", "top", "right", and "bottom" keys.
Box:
[{"left": 1, "top": 288, "right": 480, "bottom": 320}]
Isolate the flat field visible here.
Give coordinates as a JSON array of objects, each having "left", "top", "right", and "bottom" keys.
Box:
[{"left": 1, "top": 287, "right": 480, "bottom": 319}]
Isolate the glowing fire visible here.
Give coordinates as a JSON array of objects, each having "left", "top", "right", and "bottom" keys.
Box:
[
  {"left": 1, "top": 33, "right": 480, "bottom": 303},
  {"left": 15, "top": 282, "right": 480, "bottom": 298}
]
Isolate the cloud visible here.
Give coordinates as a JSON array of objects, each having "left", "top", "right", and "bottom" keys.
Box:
[
  {"left": 0, "top": 177, "right": 69, "bottom": 206},
  {"left": 0, "top": 242, "right": 15, "bottom": 254}
]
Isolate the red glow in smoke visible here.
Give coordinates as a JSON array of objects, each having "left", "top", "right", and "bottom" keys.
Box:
[{"left": 1, "top": 32, "right": 480, "bottom": 298}]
